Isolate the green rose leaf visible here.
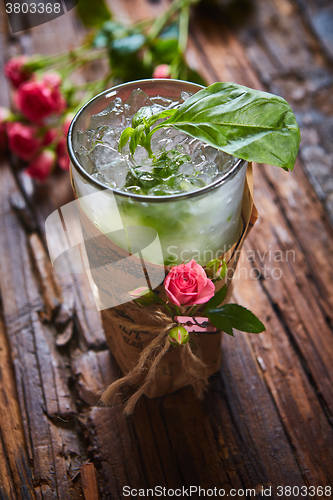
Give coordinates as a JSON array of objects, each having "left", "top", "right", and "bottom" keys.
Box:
[
  {"left": 203, "top": 284, "right": 228, "bottom": 312},
  {"left": 207, "top": 313, "right": 234, "bottom": 336},
  {"left": 156, "top": 82, "right": 300, "bottom": 170},
  {"left": 207, "top": 304, "right": 265, "bottom": 334}
]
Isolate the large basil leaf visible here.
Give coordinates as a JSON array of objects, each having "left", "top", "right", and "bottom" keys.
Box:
[{"left": 155, "top": 82, "right": 300, "bottom": 170}]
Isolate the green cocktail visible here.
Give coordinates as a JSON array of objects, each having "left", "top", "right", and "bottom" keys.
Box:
[{"left": 69, "top": 80, "right": 247, "bottom": 265}]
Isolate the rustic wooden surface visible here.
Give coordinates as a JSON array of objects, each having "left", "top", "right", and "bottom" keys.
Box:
[{"left": 0, "top": 0, "right": 333, "bottom": 498}]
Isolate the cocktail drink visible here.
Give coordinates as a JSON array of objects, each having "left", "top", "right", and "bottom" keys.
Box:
[
  {"left": 68, "top": 80, "right": 247, "bottom": 268},
  {"left": 65, "top": 79, "right": 299, "bottom": 408}
]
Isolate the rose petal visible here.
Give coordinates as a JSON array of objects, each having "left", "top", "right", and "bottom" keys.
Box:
[{"left": 191, "top": 279, "right": 215, "bottom": 305}]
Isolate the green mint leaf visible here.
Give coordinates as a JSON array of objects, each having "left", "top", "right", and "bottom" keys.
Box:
[
  {"left": 132, "top": 106, "right": 153, "bottom": 128},
  {"left": 129, "top": 125, "right": 146, "bottom": 155},
  {"left": 156, "top": 82, "right": 300, "bottom": 170},
  {"left": 204, "top": 284, "right": 228, "bottom": 312},
  {"left": 207, "top": 304, "right": 265, "bottom": 333},
  {"left": 132, "top": 107, "right": 176, "bottom": 129},
  {"left": 118, "top": 127, "right": 134, "bottom": 152},
  {"left": 128, "top": 108, "right": 177, "bottom": 155}
]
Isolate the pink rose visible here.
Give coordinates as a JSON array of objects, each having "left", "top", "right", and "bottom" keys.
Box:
[
  {"left": 7, "top": 122, "right": 41, "bottom": 161},
  {"left": 56, "top": 138, "right": 70, "bottom": 170},
  {"left": 15, "top": 76, "right": 66, "bottom": 123},
  {"left": 164, "top": 259, "right": 215, "bottom": 306},
  {"left": 42, "top": 71, "right": 62, "bottom": 88},
  {"left": 5, "top": 56, "right": 31, "bottom": 88},
  {"left": 25, "top": 149, "right": 56, "bottom": 181},
  {"left": 42, "top": 127, "right": 58, "bottom": 146},
  {"left": 153, "top": 64, "right": 171, "bottom": 79}
]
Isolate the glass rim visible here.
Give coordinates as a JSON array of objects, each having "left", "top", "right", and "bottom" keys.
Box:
[{"left": 67, "top": 78, "right": 246, "bottom": 203}]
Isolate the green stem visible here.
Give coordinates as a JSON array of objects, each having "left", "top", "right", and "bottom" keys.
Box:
[
  {"left": 178, "top": 3, "right": 190, "bottom": 53},
  {"left": 148, "top": 0, "right": 196, "bottom": 41}
]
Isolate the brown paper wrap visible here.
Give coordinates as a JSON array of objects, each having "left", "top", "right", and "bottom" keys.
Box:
[{"left": 93, "top": 166, "right": 258, "bottom": 412}]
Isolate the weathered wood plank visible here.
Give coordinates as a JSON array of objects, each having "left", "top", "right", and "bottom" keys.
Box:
[
  {"left": 81, "top": 463, "right": 99, "bottom": 500},
  {"left": 0, "top": 315, "right": 35, "bottom": 500},
  {"left": 232, "top": 0, "right": 333, "bottom": 224},
  {"left": 192, "top": 11, "right": 333, "bottom": 483},
  {"left": 0, "top": 165, "right": 86, "bottom": 499}
]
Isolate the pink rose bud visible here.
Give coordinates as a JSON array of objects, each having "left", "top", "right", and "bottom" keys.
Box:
[
  {"left": 206, "top": 258, "right": 227, "bottom": 280},
  {"left": 7, "top": 122, "right": 41, "bottom": 161},
  {"left": 42, "top": 71, "right": 62, "bottom": 88},
  {"left": 56, "top": 138, "right": 70, "bottom": 171},
  {"left": 25, "top": 149, "right": 56, "bottom": 181},
  {"left": 164, "top": 259, "right": 215, "bottom": 306},
  {"left": 5, "top": 56, "right": 31, "bottom": 88},
  {"left": 153, "top": 64, "right": 171, "bottom": 79},
  {"left": 15, "top": 77, "right": 66, "bottom": 124},
  {"left": 168, "top": 325, "right": 189, "bottom": 345},
  {"left": 129, "top": 286, "right": 150, "bottom": 298}
]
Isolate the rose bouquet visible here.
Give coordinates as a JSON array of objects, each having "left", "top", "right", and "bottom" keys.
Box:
[
  {"left": 1, "top": 58, "right": 71, "bottom": 180},
  {"left": 1, "top": 0, "right": 204, "bottom": 181}
]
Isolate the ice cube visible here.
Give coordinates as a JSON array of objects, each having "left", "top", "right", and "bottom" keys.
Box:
[
  {"left": 191, "top": 143, "right": 207, "bottom": 165},
  {"left": 125, "top": 89, "right": 150, "bottom": 113},
  {"left": 201, "top": 145, "right": 218, "bottom": 163},
  {"left": 179, "top": 162, "right": 195, "bottom": 176},
  {"left": 90, "top": 97, "right": 125, "bottom": 128},
  {"left": 150, "top": 95, "right": 174, "bottom": 108},
  {"left": 89, "top": 144, "right": 118, "bottom": 167},
  {"left": 197, "top": 163, "right": 219, "bottom": 185},
  {"left": 133, "top": 145, "right": 150, "bottom": 165},
  {"left": 180, "top": 91, "right": 192, "bottom": 102}
]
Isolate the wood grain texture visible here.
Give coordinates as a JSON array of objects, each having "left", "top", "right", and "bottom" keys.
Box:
[
  {"left": 81, "top": 463, "right": 99, "bottom": 500},
  {"left": 0, "top": 0, "right": 332, "bottom": 498}
]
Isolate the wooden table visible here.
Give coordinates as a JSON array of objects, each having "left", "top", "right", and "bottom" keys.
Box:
[{"left": 1, "top": 1, "right": 333, "bottom": 498}]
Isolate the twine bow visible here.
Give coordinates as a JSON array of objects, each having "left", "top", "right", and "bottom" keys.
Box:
[{"left": 98, "top": 311, "right": 209, "bottom": 415}]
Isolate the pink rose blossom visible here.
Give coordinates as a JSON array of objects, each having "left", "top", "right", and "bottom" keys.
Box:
[
  {"left": 164, "top": 259, "right": 215, "bottom": 307},
  {"left": 15, "top": 76, "right": 66, "bottom": 123},
  {"left": 56, "top": 138, "right": 70, "bottom": 170},
  {"left": 42, "top": 128, "right": 58, "bottom": 146},
  {"left": 5, "top": 56, "right": 31, "bottom": 88},
  {"left": 7, "top": 122, "right": 41, "bottom": 161},
  {"left": 42, "top": 72, "right": 62, "bottom": 88},
  {"left": 25, "top": 149, "right": 56, "bottom": 181},
  {"left": 153, "top": 64, "right": 171, "bottom": 79}
]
